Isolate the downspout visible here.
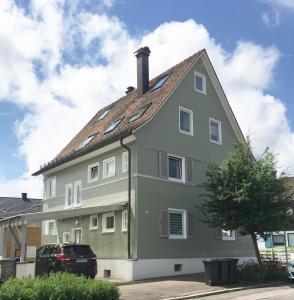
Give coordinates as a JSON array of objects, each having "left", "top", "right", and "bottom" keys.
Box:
[{"left": 120, "top": 138, "right": 132, "bottom": 260}]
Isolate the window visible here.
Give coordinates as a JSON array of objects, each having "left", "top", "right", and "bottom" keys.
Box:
[
  {"left": 168, "top": 209, "right": 186, "bottom": 239},
  {"left": 88, "top": 162, "right": 99, "bottom": 183},
  {"left": 90, "top": 215, "right": 98, "bottom": 230},
  {"left": 46, "top": 177, "right": 56, "bottom": 198},
  {"left": 209, "top": 118, "right": 222, "bottom": 144},
  {"left": 179, "top": 107, "right": 193, "bottom": 135},
  {"left": 194, "top": 71, "right": 206, "bottom": 94},
  {"left": 128, "top": 104, "right": 150, "bottom": 123},
  {"left": 46, "top": 220, "right": 57, "bottom": 235},
  {"left": 168, "top": 155, "right": 185, "bottom": 182},
  {"left": 72, "top": 228, "right": 82, "bottom": 243},
  {"left": 222, "top": 229, "right": 236, "bottom": 241},
  {"left": 78, "top": 134, "right": 95, "bottom": 150},
  {"left": 98, "top": 109, "right": 110, "bottom": 121},
  {"left": 288, "top": 233, "right": 294, "bottom": 247},
  {"left": 73, "top": 180, "right": 82, "bottom": 207},
  {"left": 103, "top": 157, "right": 116, "bottom": 178},
  {"left": 122, "top": 152, "right": 128, "bottom": 174},
  {"left": 104, "top": 117, "right": 124, "bottom": 134},
  {"left": 273, "top": 234, "right": 285, "bottom": 247},
  {"left": 65, "top": 183, "right": 73, "bottom": 208},
  {"left": 149, "top": 74, "right": 170, "bottom": 92},
  {"left": 102, "top": 212, "right": 115, "bottom": 233},
  {"left": 122, "top": 209, "right": 128, "bottom": 232},
  {"left": 63, "top": 232, "right": 71, "bottom": 243}
]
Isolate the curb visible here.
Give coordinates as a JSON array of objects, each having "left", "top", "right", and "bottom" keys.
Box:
[{"left": 161, "top": 281, "right": 287, "bottom": 300}]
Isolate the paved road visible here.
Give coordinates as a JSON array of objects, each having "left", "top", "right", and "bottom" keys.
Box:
[{"left": 196, "top": 285, "right": 294, "bottom": 300}]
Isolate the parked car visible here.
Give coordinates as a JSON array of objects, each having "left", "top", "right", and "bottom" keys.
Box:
[
  {"left": 35, "top": 244, "right": 97, "bottom": 278},
  {"left": 287, "top": 259, "right": 294, "bottom": 279}
]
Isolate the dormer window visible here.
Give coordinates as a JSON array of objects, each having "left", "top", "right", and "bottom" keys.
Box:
[
  {"left": 104, "top": 117, "right": 124, "bottom": 134},
  {"left": 78, "top": 134, "right": 95, "bottom": 149},
  {"left": 194, "top": 71, "right": 206, "bottom": 95},
  {"left": 128, "top": 104, "right": 150, "bottom": 123},
  {"left": 149, "top": 74, "right": 170, "bottom": 92},
  {"left": 98, "top": 109, "right": 110, "bottom": 121}
]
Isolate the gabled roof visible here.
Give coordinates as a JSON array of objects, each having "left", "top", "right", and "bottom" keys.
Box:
[
  {"left": 33, "top": 50, "right": 204, "bottom": 175},
  {"left": 0, "top": 196, "right": 42, "bottom": 219}
]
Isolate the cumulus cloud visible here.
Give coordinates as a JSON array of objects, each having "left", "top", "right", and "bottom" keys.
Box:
[{"left": 0, "top": 0, "right": 293, "bottom": 197}]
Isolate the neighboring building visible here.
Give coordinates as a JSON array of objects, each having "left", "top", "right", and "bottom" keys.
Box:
[
  {"left": 0, "top": 193, "right": 42, "bottom": 260},
  {"left": 33, "top": 47, "right": 255, "bottom": 280}
]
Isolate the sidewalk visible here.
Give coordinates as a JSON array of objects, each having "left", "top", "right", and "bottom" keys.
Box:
[{"left": 118, "top": 273, "right": 260, "bottom": 300}]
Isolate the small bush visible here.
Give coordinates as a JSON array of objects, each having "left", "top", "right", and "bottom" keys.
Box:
[
  {"left": 0, "top": 272, "right": 119, "bottom": 300},
  {"left": 237, "top": 260, "right": 287, "bottom": 283}
]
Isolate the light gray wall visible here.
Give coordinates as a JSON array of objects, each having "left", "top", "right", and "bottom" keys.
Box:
[{"left": 134, "top": 57, "right": 255, "bottom": 259}]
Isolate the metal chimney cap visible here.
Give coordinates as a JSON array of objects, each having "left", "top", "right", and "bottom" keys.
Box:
[
  {"left": 21, "top": 192, "right": 28, "bottom": 201},
  {"left": 134, "top": 46, "right": 151, "bottom": 57}
]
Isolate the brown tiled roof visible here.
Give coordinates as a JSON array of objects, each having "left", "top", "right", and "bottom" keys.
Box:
[{"left": 33, "top": 49, "right": 204, "bottom": 175}]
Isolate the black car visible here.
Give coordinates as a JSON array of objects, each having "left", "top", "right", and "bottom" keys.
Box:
[{"left": 35, "top": 244, "right": 97, "bottom": 278}]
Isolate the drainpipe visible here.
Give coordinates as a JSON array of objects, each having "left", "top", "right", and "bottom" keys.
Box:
[{"left": 120, "top": 139, "right": 132, "bottom": 260}]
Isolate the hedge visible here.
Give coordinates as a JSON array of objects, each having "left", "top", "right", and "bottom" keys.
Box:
[{"left": 0, "top": 272, "right": 119, "bottom": 300}]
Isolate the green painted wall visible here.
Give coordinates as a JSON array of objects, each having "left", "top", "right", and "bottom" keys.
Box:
[{"left": 134, "top": 57, "right": 255, "bottom": 259}]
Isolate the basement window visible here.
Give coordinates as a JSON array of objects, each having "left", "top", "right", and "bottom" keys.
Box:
[
  {"left": 149, "top": 74, "right": 170, "bottom": 92},
  {"left": 78, "top": 134, "right": 96, "bottom": 149},
  {"left": 128, "top": 103, "right": 151, "bottom": 123},
  {"left": 104, "top": 117, "right": 124, "bottom": 134},
  {"left": 174, "top": 264, "right": 182, "bottom": 272}
]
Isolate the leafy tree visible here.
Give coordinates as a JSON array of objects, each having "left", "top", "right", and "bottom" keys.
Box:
[{"left": 200, "top": 140, "right": 294, "bottom": 266}]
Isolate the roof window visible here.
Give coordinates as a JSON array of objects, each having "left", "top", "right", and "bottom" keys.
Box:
[
  {"left": 78, "top": 134, "right": 96, "bottom": 149},
  {"left": 104, "top": 117, "right": 124, "bottom": 134},
  {"left": 98, "top": 109, "right": 110, "bottom": 121},
  {"left": 149, "top": 74, "right": 170, "bottom": 92},
  {"left": 128, "top": 103, "right": 151, "bottom": 123}
]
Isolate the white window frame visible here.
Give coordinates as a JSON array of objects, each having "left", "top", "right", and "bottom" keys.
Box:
[
  {"left": 72, "top": 228, "right": 82, "bottom": 243},
  {"left": 222, "top": 229, "right": 236, "bottom": 241},
  {"left": 103, "top": 156, "right": 116, "bottom": 179},
  {"left": 102, "top": 212, "right": 115, "bottom": 233},
  {"left": 65, "top": 183, "right": 73, "bottom": 208},
  {"left": 73, "top": 180, "right": 82, "bottom": 207},
  {"left": 121, "top": 209, "right": 128, "bottom": 232},
  {"left": 89, "top": 215, "right": 98, "bottom": 230},
  {"left": 179, "top": 107, "right": 194, "bottom": 136},
  {"left": 122, "top": 152, "right": 128, "bottom": 174},
  {"left": 194, "top": 71, "right": 206, "bottom": 95},
  {"left": 63, "top": 232, "right": 71, "bottom": 243},
  {"left": 167, "top": 154, "right": 185, "bottom": 183},
  {"left": 88, "top": 162, "right": 99, "bottom": 183},
  {"left": 45, "top": 220, "right": 57, "bottom": 235},
  {"left": 168, "top": 208, "right": 187, "bottom": 239},
  {"left": 209, "top": 118, "right": 222, "bottom": 145},
  {"left": 46, "top": 176, "right": 56, "bottom": 199}
]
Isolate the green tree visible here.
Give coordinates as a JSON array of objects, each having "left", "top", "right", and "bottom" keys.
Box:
[{"left": 200, "top": 140, "right": 294, "bottom": 266}]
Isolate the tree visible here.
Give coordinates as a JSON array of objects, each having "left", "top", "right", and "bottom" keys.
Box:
[{"left": 199, "top": 140, "right": 294, "bottom": 266}]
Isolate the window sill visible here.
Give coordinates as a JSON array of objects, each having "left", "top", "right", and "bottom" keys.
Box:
[
  {"left": 102, "top": 230, "right": 115, "bottom": 234},
  {"left": 88, "top": 178, "right": 99, "bottom": 184},
  {"left": 168, "top": 236, "right": 187, "bottom": 240},
  {"left": 103, "top": 174, "right": 116, "bottom": 179},
  {"left": 210, "top": 139, "right": 222, "bottom": 145},
  {"left": 89, "top": 227, "right": 98, "bottom": 231},
  {"left": 179, "top": 129, "right": 194, "bottom": 136},
  {"left": 168, "top": 177, "right": 185, "bottom": 184}
]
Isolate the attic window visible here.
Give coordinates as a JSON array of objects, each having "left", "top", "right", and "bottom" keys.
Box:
[
  {"left": 128, "top": 103, "right": 150, "bottom": 123},
  {"left": 104, "top": 117, "right": 124, "bottom": 134},
  {"left": 149, "top": 74, "right": 170, "bottom": 92},
  {"left": 98, "top": 109, "right": 110, "bottom": 121},
  {"left": 78, "top": 134, "right": 96, "bottom": 149}
]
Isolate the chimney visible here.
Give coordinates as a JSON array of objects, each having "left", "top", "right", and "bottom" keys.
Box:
[
  {"left": 125, "top": 86, "right": 135, "bottom": 94},
  {"left": 135, "top": 46, "right": 151, "bottom": 96},
  {"left": 21, "top": 193, "right": 28, "bottom": 201}
]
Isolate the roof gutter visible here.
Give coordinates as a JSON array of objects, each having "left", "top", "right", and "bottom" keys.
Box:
[{"left": 120, "top": 138, "right": 132, "bottom": 260}]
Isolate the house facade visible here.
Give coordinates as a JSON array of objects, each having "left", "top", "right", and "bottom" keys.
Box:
[{"left": 34, "top": 47, "right": 255, "bottom": 280}]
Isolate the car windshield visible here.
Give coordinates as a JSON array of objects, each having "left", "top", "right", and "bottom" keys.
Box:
[{"left": 62, "top": 245, "right": 94, "bottom": 257}]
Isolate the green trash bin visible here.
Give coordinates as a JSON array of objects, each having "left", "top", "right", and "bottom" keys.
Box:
[
  {"left": 202, "top": 259, "right": 221, "bottom": 285},
  {"left": 218, "top": 258, "right": 239, "bottom": 284}
]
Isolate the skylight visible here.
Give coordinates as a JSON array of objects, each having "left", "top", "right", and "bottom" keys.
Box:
[
  {"left": 128, "top": 103, "right": 151, "bottom": 123},
  {"left": 149, "top": 74, "right": 170, "bottom": 92},
  {"left": 98, "top": 109, "right": 110, "bottom": 121},
  {"left": 77, "top": 134, "right": 96, "bottom": 149},
  {"left": 104, "top": 117, "right": 124, "bottom": 134}
]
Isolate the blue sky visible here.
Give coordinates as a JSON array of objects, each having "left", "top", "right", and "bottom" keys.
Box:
[{"left": 0, "top": 0, "right": 293, "bottom": 196}]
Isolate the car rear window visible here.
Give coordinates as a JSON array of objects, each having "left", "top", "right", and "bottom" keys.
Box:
[{"left": 62, "top": 245, "right": 94, "bottom": 257}]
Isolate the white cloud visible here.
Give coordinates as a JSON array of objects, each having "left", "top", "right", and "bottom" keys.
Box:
[
  {"left": 262, "top": 10, "right": 281, "bottom": 27},
  {"left": 266, "top": 0, "right": 294, "bottom": 9},
  {"left": 0, "top": 0, "right": 293, "bottom": 198}
]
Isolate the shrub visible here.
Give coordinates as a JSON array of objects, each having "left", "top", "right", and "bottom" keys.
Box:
[
  {"left": 237, "top": 260, "right": 288, "bottom": 283},
  {"left": 0, "top": 272, "right": 119, "bottom": 300}
]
